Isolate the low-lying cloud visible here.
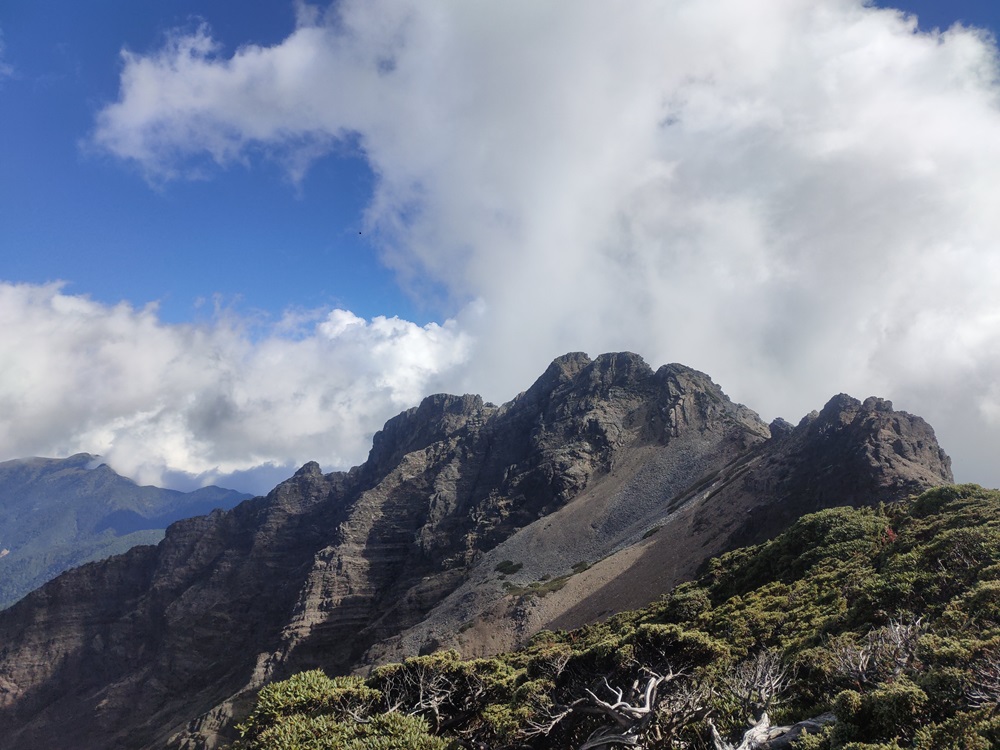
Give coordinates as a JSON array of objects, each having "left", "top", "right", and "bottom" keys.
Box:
[
  {"left": 0, "top": 282, "right": 472, "bottom": 492},
  {"left": 54, "top": 0, "right": 1000, "bottom": 490}
]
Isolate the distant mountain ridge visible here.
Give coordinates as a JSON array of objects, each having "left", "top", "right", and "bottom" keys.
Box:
[
  {"left": 0, "top": 353, "right": 953, "bottom": 749},
  {"left": 0, "top": 453, "right": 251, "bottom": 609}
]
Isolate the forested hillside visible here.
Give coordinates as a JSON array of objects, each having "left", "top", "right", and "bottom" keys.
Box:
[
  {"left": 234, "top": 484, "right": 1000, "bottom": 749},
  {"left": 0, "top": 454, "right": 249, "bottom": 609}
]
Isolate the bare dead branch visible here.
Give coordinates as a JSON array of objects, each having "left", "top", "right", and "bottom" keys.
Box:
[
  {"left": 583, "top": 673, "right": 670, "bottom": 727},
  {"left": 708, "top": 711, "right": 771, "bottom": 750},
  {"left": 831, "top": 617, "right": 924, "bottom": 687},
  {"left": 522, "top": 698, "right": 587, "bottom": 738},
  {"left": 968, "top": 650, "right": 1000, "bottom": 710},
  {"left": 723, "top": 650, "right": 790, "bottom": 717},
  {"left": 375, "top": 657, "right": 487, "bottom": 732}
]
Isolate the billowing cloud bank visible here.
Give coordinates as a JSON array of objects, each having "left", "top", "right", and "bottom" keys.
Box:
[
  {"left": 0, "top": 282, "right": 471, "bottom": 491},
  {"left": 38, "top": 0, "right": 1000, "bottom": 488}
]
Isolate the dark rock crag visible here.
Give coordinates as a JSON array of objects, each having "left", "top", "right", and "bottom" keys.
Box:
[
  {"left": 0, "top": 354, "right": 952, "bottom": 749},
  {"left": 532, "top": 391, "right": 952, "bottom": 635}
]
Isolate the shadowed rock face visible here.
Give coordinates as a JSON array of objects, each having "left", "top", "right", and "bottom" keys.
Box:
[
  {"left": 724, "top": 393, "right": 953, "bottom": 546},
  {"left": 0, "top": 354, "right": 952, "bottom": 750}
]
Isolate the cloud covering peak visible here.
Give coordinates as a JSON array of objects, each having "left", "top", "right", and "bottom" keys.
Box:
[{"left": 33, "top": 0, "right": 1000, "bottom": 489}]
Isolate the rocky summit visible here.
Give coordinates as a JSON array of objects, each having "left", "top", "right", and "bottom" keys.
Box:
[{"left": 0, "top": 353, "right": 953, "bottom": 749}]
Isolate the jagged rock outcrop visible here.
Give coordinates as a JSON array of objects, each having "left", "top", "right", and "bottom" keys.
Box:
[
  {"left": 527, "top": 392, "right": 953, "bottom": 636},
  {"left": 726, "top": 393, "right": 952, "bottom": 545},
  {"left": 0, "top": 354, "right": 952, "bottom": 749}
]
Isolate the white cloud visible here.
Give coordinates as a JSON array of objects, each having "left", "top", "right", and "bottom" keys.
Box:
[
  {"left": 88, "top": 0, "right": 1000, "bottom": 488},
  {"left": 0, "top": 282, "right": 472, "bottom": 492}
]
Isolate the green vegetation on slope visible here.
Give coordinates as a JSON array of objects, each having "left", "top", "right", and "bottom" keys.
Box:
[
  {"left": 0, "top": 454, "right": 250, "bottom": 608},
  {"left": 0, "top": 528, "right": 164, "bottom": 605},
  {"left": 234, "top": 485, "right": 1000, "bottom": 749}
]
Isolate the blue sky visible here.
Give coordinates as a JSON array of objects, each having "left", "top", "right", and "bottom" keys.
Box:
[
  {"left": 884, "top": 1, "right": 1000, "bottom": 31},
  {"left": 0, "top": 1, "right": 407, "bottom": 324},
  {"left": 1, "top": 0, "right": 989, "bottom": 325},
  {"left": 2, "top": 1, "right": 1000, "bottom": 493}
]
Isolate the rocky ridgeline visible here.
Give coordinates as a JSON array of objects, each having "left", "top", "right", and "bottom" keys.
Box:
[{"left": 0, "top": 353, "right": 952, "bottom": 749}]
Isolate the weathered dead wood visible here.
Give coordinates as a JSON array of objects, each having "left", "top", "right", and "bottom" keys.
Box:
[
  {"left": 523, "top": 667, "right": 693, "bottom": 749},
  {"left": 968, "top": 650, "right": 1000, "bottom": 712},
  {"left": 765, "top": 712, "right": 836, "bottom": 750},
  {"left": 709, "top": 711, "right": 836, "bottom": 750},
  {"left": 831, "top": 617, "right": 924, "bottom": 687},
  {"left": 723, "top": 650, "right": 789, "bottom": 718},
  {"left": 708, "top": 711, "right": 772, "bottom": 750}
]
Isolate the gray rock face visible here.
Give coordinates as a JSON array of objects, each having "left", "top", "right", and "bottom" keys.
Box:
[
  {"left": 532, "top": 391, "right": 954, "bottom": 635},
  {"left": 0, "top": 354, "right": 953, "bottom": 750}
]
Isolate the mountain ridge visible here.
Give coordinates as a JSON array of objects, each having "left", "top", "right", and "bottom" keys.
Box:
[
  {"left": 0, "top": 353, "right": 953, "bottom": 749},
  {"left": 0, "top": 453, "right": 251, "bottom": 610},
  {"left": 366, "top": 387, "right": 951, "bottom": 667}
]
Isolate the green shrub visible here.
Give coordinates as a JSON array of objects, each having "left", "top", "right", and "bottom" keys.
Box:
[
  {"left": 831, "top": 681, "right": 928, "bottom": 744},
  {"left": 236, "top": 671, "right": 382, "bottom": 745},
  {"left": 249, "top": 712, "right": 452, "bottom": 750},
  {"left": 913, "top": 710, "right": 1000, "bottom": 749},
  {"left": 791, "top": 726, "right": 833, "bottom": 749}
]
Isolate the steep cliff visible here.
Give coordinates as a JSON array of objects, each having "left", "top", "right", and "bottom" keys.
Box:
[
  {"left": 0, "top": 354, "right": 952, "bottom": 749},
  {"left": 475, "top": 391, "right": 953, "bottom": 640}
]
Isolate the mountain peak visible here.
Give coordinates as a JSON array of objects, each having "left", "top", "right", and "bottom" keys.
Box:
[
  {"left": 292, "top": 461, "right": 323, "bottom": 479},
  {"left": 365, "top": 392, "right": 488, "bottom": 478},
  {"left": 0, "top": 355, "right": 955, "bottom": 750}
]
